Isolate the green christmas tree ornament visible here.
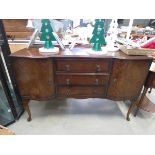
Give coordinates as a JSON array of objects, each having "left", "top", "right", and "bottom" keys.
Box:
[
  {"left": 39, "top": 19, "right": 59, "bottom": 54},
  {"left": 93, "top": 43, "right": 102, "bottom": 51},
  {"left": 44, "top": 35, "right": 54, "bottom": 49},
  {"left": 40, "top": 19, "right": 56, "bottom": 48},
  {"left": 90, "top": 19, "right": 106, "bottom": 51}
]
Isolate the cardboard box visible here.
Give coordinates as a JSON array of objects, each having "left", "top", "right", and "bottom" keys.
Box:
[{"left": 0, "top": 125, "right": 15, "bottom": 135}]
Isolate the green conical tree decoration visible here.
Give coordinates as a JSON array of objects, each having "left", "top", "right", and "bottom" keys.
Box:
[
  {"left": 40, "top": 19, "right": 56, "bottom": 49},
  {"left": 90, "top": 19, "right": 106, "bottom": 51}
]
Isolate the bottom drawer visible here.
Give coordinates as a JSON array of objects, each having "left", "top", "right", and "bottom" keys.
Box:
[{"left": 57, "top": 86, "right": 106, "bottom": 97}]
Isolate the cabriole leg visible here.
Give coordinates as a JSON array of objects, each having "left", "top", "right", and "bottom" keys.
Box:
[
  {"left": 148, "top": 87, "right": 152, "bottom": 94},
  {"left": 134, "top": 87, "right": 148, "bottom": 117},
  {"left": 126, "top": 99, "right": 137, "bottom": 121},
  {"left": 23, "top": 99, "right": 32, "bottom": 121}
]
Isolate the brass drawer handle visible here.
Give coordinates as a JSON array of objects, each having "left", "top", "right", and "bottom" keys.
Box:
[
  {"left": 96, "top": 65, "right": 101, "bottom": 72},
  {"left": 65, "top": 65, "right": 70, "bottom": 71},
  {"left": 66, "top": 88, "right": 71, "bottom": 96},
  {"left": 66, "top": 79, "right": 70, "bottom": 85},
  {"left": 95, "top": 79, "right": 99, "bottom": 85}
]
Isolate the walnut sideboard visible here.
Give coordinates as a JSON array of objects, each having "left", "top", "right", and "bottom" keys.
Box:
[{"left": 9, "top": 46, "right": 153, "bottom": 121}]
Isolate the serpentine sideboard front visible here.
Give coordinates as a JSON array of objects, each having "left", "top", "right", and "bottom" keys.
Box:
[{"left": 10, "top": 46, "right": 153, "bottom": 121}]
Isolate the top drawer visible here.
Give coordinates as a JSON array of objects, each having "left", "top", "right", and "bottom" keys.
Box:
[{"left": 56, "top": 58, "right": 112, "bottom": 73}]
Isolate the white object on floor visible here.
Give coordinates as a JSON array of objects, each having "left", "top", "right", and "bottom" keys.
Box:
[{"left": 39, "top": 47, "right": 59, "bottom": 54}]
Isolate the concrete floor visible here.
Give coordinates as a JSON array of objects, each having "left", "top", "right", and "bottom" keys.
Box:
[{"left": 9, "top": 89, "right": 155, "bottom": 135}]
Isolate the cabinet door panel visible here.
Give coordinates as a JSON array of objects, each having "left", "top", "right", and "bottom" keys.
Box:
[
  {"left": 11, "top": 58, "right": 54, "bottom": 99},
  {"left": 107, "top": 59, "right": 151, "bottom": 100}
]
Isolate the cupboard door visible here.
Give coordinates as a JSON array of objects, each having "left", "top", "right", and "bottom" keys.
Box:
[
  {"left": 107, "top": 59, "right": 151, "bottom": 100},
  {"left": 11, "top": 58, "right": 55, "bottom": 100}
]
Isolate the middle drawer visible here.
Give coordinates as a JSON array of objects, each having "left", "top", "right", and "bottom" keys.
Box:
[{"left": 56, "top": 75, "right": 109, "bottom": 86}]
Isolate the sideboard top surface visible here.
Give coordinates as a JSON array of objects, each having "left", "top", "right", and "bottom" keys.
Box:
[{"left": 10, "top": 46, "right": 153, "bottom": 60}]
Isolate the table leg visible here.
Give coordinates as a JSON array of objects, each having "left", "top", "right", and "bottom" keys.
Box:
[
  {"left": 23, "top": 99, "right": 32, "bottom": 122},
  {"left": 134, "top": 87, "right": 148, "bottom": 117},
  {"left": 126, "top": 99, "right": 137, "bottom": 121},
  {"left": 148, "top": 87, "right": 152, "bottom": 93}
]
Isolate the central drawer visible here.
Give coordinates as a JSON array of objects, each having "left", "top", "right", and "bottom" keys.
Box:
[
  {"left": 57, "top": 86, "right": 106, "bottom": 97},
  {"left": 56, "top": 74, "right": 109, "bottom": 86},
  {"left": 56, "top": 58, "right": 111, "bottom": 73}
]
